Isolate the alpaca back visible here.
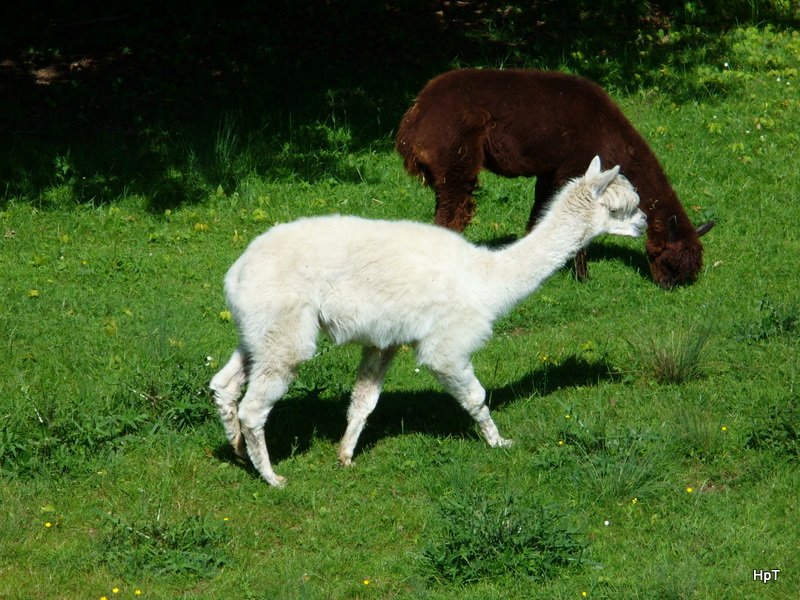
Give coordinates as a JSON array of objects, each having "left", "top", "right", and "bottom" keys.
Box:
[
  {"left": 398, "top": 68, "right": 669, "bottom": 208},
  {"left": 225, "top": 215, "right": 496, "bottom": 350}
]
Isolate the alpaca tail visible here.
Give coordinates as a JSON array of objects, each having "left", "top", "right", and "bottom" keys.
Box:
[
  {"left": 222, "top": 252, "right": 246, "bottom": 305},
  {"left": 213, "top": 242, "right": 262, "bottom": 458}
]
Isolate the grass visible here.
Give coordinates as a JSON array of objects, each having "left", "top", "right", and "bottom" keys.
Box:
[
  {"left": 2, "top": 20, "right": 800, "bottom": 600},
  {"left": 627, "top": 323, "right": 713, "bottom": 385}
]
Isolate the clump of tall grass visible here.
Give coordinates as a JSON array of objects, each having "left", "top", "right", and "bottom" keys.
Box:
[
  {"left": 566, "top": 426, "right": 668, "bottom": 505},
  {"left": 673, "top": 401, "right": 729, "bottom": 462},
  {"left": 628, "top": 324, "right": 713, "bottom": 385}
]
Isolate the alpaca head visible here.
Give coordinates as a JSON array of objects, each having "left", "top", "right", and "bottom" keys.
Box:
[
  {"left": 646, "top": 217, "right": 715, "bottom": 288},
  {"left": 571, "top": 156, "right": 647, "bottom": 241}
]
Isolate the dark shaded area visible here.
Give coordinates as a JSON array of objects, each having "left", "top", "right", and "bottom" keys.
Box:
[
  {"left": 2, "top": 1, "right": 797, "bottom": 209},
  {"left": 214, "top": 353, "right": 618, "bottom": 476},
  {"left": 584, "top": 238, "right": 652, "bottom": 281}
]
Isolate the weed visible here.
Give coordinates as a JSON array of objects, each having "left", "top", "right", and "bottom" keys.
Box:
[
  {"left": 423, "top": 486, "right": 587, "bottom": 584},
  {"left": 99, "top": 513, "right": 230, "bottom": 579},
  {"left": 0, "top": 424, "right": 29, "bottom": 475},
  {"left": 0, "top": 353, "right": 213, "bottom": 477},
  {"left": 214, "top": 115, "right": 241, "bottom": 179},
  {"left": 271, "top": 119, "right": 362, "bottom": 182},
  {"left": 735, "top": 295, "right": 799, "bottom": 342},
  {"left": 0, "top": 393, "right": 153, "bottom": 477},
  {"left": 163, "top": 392, "right": 215, "bottom": 432},
  {"left": 557, "top": 407, "right": 610, "bottom": 454},
  {"left": 745, "top": 393, "right": 800, "bottom": 460},
  {"left": 125, "top": 353, "right": 216, "bottom": 432}
]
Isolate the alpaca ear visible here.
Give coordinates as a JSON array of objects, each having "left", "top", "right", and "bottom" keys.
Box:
[
  {"left": 668, "top": 215, "right": 679, "bottom": 242},
  {"left": 586, "top": 155, "right": 602, "bottom": 177},
  {"left": 696, "top": 220, "right": 715, "bottom": 237},
  {"left": 591, "top": 164, "right": 620, "bottom": 197}
]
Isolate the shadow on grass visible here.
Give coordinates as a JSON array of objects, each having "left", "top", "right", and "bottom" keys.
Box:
[
  {"left": 584, "top": 238, "right": 652, "bottom": 281},
  {"left": 4, "top": 1, "right": 788, "bottom": 209},
  {"left": 213, "top": 353, "right": 618, "bottom": 476}
]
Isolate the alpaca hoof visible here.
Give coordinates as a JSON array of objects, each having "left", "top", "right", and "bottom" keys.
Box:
[
  {"left": 269, "top": 474, "right": 288, "bottom": 488},
  {"left": 338, "top": 455, "right": 354, "bottom": 468},
  {"left": 494, "top": 437, "right": 513, "bottom": 448}
]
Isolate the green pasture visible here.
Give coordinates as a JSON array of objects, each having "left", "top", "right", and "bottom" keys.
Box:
[{"left": 1, "top": 8, "right": 799, "bottom": 600}]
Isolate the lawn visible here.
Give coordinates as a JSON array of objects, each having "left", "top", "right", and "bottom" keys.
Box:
[{"left": 1, "top": 15, "right": 799, "bottom": 600}]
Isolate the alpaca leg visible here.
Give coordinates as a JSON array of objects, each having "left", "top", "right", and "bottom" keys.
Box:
[
  {"left": 526, "top": 173, "right": 555, "bottom": 231},
  {"left": 428, "top": 141, "right": 482, "bottom": 231},
  {"left": 573, "top": 250, "right": 589, "bottom": 282},
  {"left": 430, "top": 361, "right": 512, "bottom": 448},
  {"left": 210, "top": 348, "right": 247, "bottom": 457},
  {"left": 338, "top": 345, "right": 398, "bottom": 466},
  {"left": 235, "top": 306, "right": 319, "bottom": 487},
  {"left": 237, "top": 369, "right": 294, "bottom": 487},
  {"left": 433, "top": 176, "right": 478, "bottom": 232}
]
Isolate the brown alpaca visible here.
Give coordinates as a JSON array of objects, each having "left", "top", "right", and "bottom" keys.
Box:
[{"left": 395, "top": 68, "right": 714, "bottom": 288}]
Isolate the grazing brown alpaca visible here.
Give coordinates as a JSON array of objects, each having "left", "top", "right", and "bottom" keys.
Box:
[{"left": 395, "top": 68, "right": 715, "bottom": 288}]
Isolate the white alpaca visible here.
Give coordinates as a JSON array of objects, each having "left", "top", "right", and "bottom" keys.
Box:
[{"left": 211, "top": 156, "right": 646, "bottom": 486}]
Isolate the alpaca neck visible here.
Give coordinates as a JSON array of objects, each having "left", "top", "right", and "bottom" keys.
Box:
[{"left": 484, "top": 201, "right": 594, "bottom": 315}]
